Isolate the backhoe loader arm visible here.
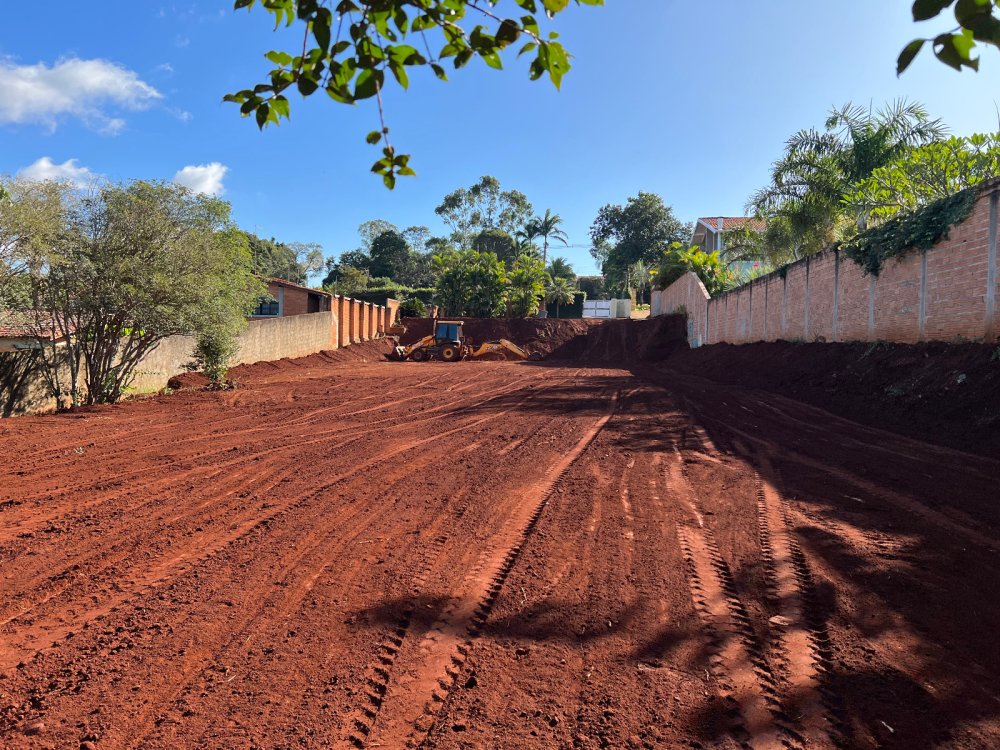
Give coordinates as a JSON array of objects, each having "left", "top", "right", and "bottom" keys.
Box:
[
  {"left": 468, "top": 339, "right": 540, "bottom": 360},
  {"left": 393, "top": 334, "right": 434, "bottom": 360}
]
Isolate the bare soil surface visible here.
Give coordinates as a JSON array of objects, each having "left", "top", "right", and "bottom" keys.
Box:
[{"left": 2, "top": 339, "right": 999, "bottom": 749}]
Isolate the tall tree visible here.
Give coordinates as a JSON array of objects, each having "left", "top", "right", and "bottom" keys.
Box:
[
  {"left": 590, "top": 193, "right": 689, "bottom": 294},
  {"left": 245, "top": 232, "right": 323, "bottom": 285},
  {"left": 526, "top": 209, "right": 568, "bottom": 267},
  {"left": 357, "top": 219, "right": 399, "bottom": 253},
  {"left": 546, "top": 256, "right": 576, "bottom": 284},
  {"left": 751, "top": 100, "right": 947, "bottom": 238},
  {"left": 12, "top": 181, "right": 261, "bottom": 406},
  {"left": 369, "top": 230, "right": 411, "bottom": 279},
  {"left": 435, "top": 176, "right": 533, "bottom": 247},
  {"left": 472, "top": 229, "right": 517, "bottom": 265}
]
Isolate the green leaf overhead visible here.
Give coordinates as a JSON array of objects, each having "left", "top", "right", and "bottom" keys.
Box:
[
  {"left": 225, "top": 0, "right": 604, "bottom": 189},
  {"left": 899, "top": 0, "right": 1000, "bottom": 74}
]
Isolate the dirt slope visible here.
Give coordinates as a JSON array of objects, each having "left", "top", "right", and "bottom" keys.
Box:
[
  {"left": 2, "top": 349, "right": 999, "bottom": 749},
  {"left": 398, "top": 316, "right": 687, "bottom": 362},
  {"left": 663, "top": 340, "right": 1000, "bottom": 459}
]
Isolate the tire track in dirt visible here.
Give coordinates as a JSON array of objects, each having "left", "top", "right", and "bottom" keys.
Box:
[
  {"left": 3, "top": 367, "right": 575, "bottom": 747},
  {"left": 120, "top": 476, "right": 419, "bottom": 750},
  {"left": 354, "top": 386, "right": 622, "bottom": 749},
  {"left": 0, "top": 459, "right": 302, "bottom": 629},
  {"left": 0, "top": 371, "right": 529, "bottom": 521},
  {"left": 0, "top": 368, "right": 554, "bottom": 566},
  {"left": 1, "top": 378, "right": 568, "bottom": 674},
  {"left": 681, "top": 406, "right": 1000, "bottom": 557},
  {"left": 668, "top": 446, "right": 787, "bottom": 750},
  {"left": 746, "top": 445, "right": 839, "bottom": 748}
]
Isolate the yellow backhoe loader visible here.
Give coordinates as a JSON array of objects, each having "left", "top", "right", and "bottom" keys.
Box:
[{"left": 391, "top": 320, "right": 543, "bottom": 362}]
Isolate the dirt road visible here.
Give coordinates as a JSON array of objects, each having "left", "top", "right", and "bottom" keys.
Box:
[{"left": 2, "top": 353, "right": 998, "bottom": 749}]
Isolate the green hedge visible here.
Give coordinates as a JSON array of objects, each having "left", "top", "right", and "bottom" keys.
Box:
[
  {"left": 352, "top": 286, "right": 436, "bottom": 305},
  {"left": 839, "top": 186, "right": 979, "bottom": 276},
  {"left": 550, "top": 291, "right": 586, "bottom": 319}
]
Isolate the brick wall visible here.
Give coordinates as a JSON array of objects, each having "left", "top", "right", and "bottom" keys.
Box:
[{"left": 652, "top": 179, "right": 1000, "bottom": 346}]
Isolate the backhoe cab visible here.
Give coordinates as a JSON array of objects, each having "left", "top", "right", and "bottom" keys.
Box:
[{"left": 391, "top": 320, "right": 542, "bottom": 363}]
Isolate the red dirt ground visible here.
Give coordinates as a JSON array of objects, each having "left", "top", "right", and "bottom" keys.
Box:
[{"left": 2, "top": 336, "right": 999, "bottom": 749}]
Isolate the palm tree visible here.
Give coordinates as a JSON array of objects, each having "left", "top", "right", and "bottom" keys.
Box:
[
  {"left": 524, "top": 210, "right": 567, "bottom": 314},
  {"left": 545, "top": 275, "right": 575, "bottom": 318},
  {"left": 626, "top": 260, "right": 652, "bottom": 305},
  {"left": 525, "top": 209, "right": 568, "bottom": 268},
  {"left": 546, "top": 256, "right": 576, "bottom": 283},
  {"left": 515, "top": 223, "right": 541, "bottom": 255},
  {"left": 750, "top": 99, "right": 947, "bottom": 248}
]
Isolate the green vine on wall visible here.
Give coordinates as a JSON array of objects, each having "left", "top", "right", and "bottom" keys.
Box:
[{"left": 839, "top": 186, "right": 979, "bottom": 276}]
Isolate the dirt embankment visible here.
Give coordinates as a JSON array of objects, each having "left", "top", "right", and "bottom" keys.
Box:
[
  {"left": 398, "top": 316, "right": 687, "bottom": 362},
  {"left": 398, "top": 317, "right": 600, "bottom": 357},
  {"left": 662, "top": 340, "right": 1000, "bottom": 459},
  {"left": 167, "top": 339, "right": 396, "bottom": 390}
]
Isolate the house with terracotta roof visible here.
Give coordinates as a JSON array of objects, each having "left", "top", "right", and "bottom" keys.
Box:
[
  {"left": 252, "top": 278, "right": 332, "bottom": 319},
  {"left": 0, "top": 311, "right": 71, "bottom": 353},
  {"left": 691, "top": 217, "right": 767, "bottom": 255}
]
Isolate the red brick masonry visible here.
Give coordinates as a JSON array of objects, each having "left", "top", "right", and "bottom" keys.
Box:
[{"left": 653, "top": 178, "right": 1000, "bottom": 346}]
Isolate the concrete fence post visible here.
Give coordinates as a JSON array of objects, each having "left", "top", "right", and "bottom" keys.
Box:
[
  {"left": 803, "top": 256, "right": 811, "bottom": 341},
  {"left": 919, "top": 248, "right": 929, "bottom": 341},
  {"left": 336, "top": 296, "right": 347, "bottom": 348},
  {"left": 832, "top": 251, "right": 840, "bottom": 343},
  {"left": 986, "top": 190, "right": 998, "bottom": 343}
]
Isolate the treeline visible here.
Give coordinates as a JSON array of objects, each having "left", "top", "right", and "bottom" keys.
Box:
[
  {"left": 0, "top": 179, "right": 262, "bottom": 406},
  {"left": 593, "top": 101, "right": 1000, "bottom": 301},
  {"left": 322, "top": 175, "right": 584, "bottom": 318}
]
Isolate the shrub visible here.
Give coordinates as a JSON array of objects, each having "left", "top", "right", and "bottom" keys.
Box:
[
  {"left": 399, "top": 297, "right": 426, "bottom": 318},
  {"left": 190, "top": 327, "right": 240, "bottom": 387}
]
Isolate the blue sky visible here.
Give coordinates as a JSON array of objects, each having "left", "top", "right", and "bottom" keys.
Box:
[{"left": 2, "top": 1, "right": 999, "bottom": 277}]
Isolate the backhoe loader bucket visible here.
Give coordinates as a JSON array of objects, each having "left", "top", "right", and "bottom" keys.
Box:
[{"left": 391, "top": 346, "right": 408, "bottom": 361}]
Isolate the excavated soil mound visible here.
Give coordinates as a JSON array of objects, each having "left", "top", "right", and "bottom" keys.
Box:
[
  {"left": 552, "top": 315, "right": 687, "bottom": 362},
  {"left": 165, "top": 371, "right": 211, "bottom": 390},
  {"left": 232, "top": 338, "right": 395, "bottom": 378},
  {"left": 398, "top": 317, "right": 600, "bottom": 358},
  {"left": 398, "top": 316, "right": 687, "bottom": 362},
  {"left": 167, "top": 340, "right": 395, "bottom": 390},
  {"left": 662, "top": 340, "right": 1000, "bottom": 459}
]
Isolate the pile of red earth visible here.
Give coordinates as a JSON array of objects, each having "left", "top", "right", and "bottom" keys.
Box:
[
  {"left": 398, "top": 315, "right": 687, "bottom": 362},
  {"left": 660, "top": 339, "right": 1000, "bottom": 459},
  {"left": 166, "top": 339, "right": 395, "bottom": 390}
]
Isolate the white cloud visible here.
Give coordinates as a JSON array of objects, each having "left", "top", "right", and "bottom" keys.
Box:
[
  {"left": 155, "top": 62, "right": 174, "bottom": 75},
  {"left": 0, "top": 57, "right": 161, "bottom": 134},
  {"left": 18, "top": 157, "right": 100, "bottom": 187},
  {"left": 173, "top": 162, "right": 228, "bottom": 196}
]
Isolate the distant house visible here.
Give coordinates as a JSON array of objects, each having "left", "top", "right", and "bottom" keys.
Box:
[
  {"left": 691, "top": 216, "right": 767, "bottom": 254},
  {"left": 251, "top": 278, "right": 332, "bottom": 319},
  {"left": 691, "top": 216, "right": 767, "bottom": 275},
  {"left": 0, "top": 312, "right": 71, "bottom": 353}
]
